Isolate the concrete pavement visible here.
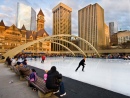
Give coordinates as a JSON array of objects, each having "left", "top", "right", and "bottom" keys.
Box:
[{"left": 0, "top": 63, "right": 38, "bottom": 98}]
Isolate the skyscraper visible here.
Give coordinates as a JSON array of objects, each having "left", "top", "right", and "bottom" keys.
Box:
[
  {"left": 78, "top": 3, "right": 105, "bottom": 51},
  {"left": 16, "top": 3, "right": 36, "bottom": 31},
  {"left": 104, "top": 23, "right": 110, "bottom": 46},
  {"left": 109, "top": 22, "right": 118, "bottom": 35},
  {"left": 52, "top": 3, "right": 72, "bottom": 51}
]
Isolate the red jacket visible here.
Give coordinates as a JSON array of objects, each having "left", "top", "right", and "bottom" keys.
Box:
[{"left": 42, "top": 56, "right": 45, "bottom": 60}]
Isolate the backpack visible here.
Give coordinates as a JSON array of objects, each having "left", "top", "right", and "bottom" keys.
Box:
[{"left": 29, "top": 72, "right": 36, "bottom": 82}]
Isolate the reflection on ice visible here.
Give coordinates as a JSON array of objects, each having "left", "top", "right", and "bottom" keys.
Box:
[{"left": 27, "top": 57, "right": 130, "bottom": 97}]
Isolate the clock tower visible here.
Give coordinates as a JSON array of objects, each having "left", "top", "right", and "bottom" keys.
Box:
[{"left": 37, "top": 9, "right": 45, "bottom": 31}]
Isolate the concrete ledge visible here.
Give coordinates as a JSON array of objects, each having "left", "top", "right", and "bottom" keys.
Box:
[
  {"left": 4, "top": 61, "right": 8, "bottom": 65},
  {"left": 10, "top": 66, "right": 13, "bottom": 70},
  {"left": 0, "top": 60, "right": 5, "bottom": 63},
  {"left": 14, "top": 68, "right": 20, "bottom": 76},
  {"left": 38, "top": 90, "right": 56, "bottom": 98},
  {"left": 20, "top": 76, "right": 26, "bottom": 81},
  {"left": 26, "top": 81, "right": 30, "bottom": 87}
]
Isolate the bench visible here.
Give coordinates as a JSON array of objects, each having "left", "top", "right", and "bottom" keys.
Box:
[
  {"left": 10, "top": 66, "right": 25, "bottom": 80},
  {"left": 11, "top": 66, "right": 29, "bottom": 81},
  {"left": 26, "top": 76, "right": 58, "bottom": 98}
]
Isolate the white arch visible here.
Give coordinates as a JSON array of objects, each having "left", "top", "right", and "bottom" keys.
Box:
[
  {"left": 51, "top": 41, "right": 75, "bottom": 56},
  {"left": 38, "top": 34, "right": 99, "bottom": 56},
  {"left": 5, "top": 37, "right": 86, "bottom": 58},
  {"left": 44, "top": 38, "right": 86, "bottom": 56},
  {"left": 3, "top": 40, "right": 75, "bottom": 58},
  {"left": 3, "top": 34, "right": 99, "bottom": 58}
]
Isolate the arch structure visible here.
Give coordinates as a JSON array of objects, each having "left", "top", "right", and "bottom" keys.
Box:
[
  {"left": 48, "top": 41, "right": 75, "bottom": 56},
  {"left": 3, "top": 34, "right": 99, "bottom": 58},
  {"left": 41, "top": 38, "right": 86, "bottom": 57},
  {"left": 3, "top": 38, "right": 86, "bottom": 58},
  {"left": 3, "top": 40, "right": 76, "bottom": 58}
]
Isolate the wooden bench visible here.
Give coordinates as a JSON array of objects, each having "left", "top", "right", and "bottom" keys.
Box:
[
  {"left": 26, "top": 76, "right": 58, "bottom": 98},
  {"left": 12, "top": 66, "right": 29, "bottom": 81}
]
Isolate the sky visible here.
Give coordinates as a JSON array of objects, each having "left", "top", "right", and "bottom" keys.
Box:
[{"left": 0, "top": 0, "right": 130, "bottom": 35}]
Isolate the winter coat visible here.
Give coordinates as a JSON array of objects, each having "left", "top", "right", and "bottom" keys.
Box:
[
  {"left": 42, "top": 56, "right": 46, "bottom": 60},
  {"left": 29, "top": 72, "right": 37, "bottom": 82},
  {"left": 46, "top": 70, "right": 62, "bottom": 90},
  {"left": 79, "top": 59, "right": 85, "bottom": 65},
  {"left": 18, "top": 66, "right": 30, "bottom": 76}
]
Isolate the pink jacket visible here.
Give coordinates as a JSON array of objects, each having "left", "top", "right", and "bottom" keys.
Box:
[{"left": 44, "top": 73, "right": 47, "bottom": 83}]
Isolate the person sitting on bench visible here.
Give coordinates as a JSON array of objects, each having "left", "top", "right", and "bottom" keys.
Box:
[
  {"left": 6, "top": 56, "right": 12, "bottom": 66},
  {"left": 46, "top": 66, "right": 66, "bottom": 97},
  {"left": 29, "top": 69, "right": 38, "bottom": 91},
  {"left": 18, "top": 63, "right": 31, "bottom": 77},
  {"left": 22, "top": 59, "right": 27, "bottom": 67},
  {"left": 11, "top": 57, "right": 18, "bottom": 66}
]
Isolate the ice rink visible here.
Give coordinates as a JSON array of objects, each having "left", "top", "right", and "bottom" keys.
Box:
[{"left": 27, "top": 57, "right": 130, "bottom": 97}]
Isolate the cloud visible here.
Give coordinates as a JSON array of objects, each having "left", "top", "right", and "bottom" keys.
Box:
[
  {"left": 43, "top": 8, "right": 53, "bottom": 35},
  {"left": 17, "top": 0, "right": 31, "bottom": 5},
  {"left": 0, "top": 13, "right": 9, "bottom": 18},
  {"left": 0, "top": 0, "right": 130, "bottom": 34},
  {"left": 0, "top": 5, "right": 13, "bottom": 12},
  {"left": 0, "top": 12, "right": 15, "bottom": 26},
  {"left": 98, "top": 0, "right": 130, "bottom": 30}
]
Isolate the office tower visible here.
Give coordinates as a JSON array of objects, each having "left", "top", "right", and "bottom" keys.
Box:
[
  {"left": 16, "top": 3, "right": 36, "bottom": 31},
  {"left": 78, "top": 3, "right": 105, "bottom": 50},
  {"left": 104, "top": 23, "right": 110, "bottom": 46},
  {"left": 109, "top": 22, "right": 118, "bottom": 35},
  {"left": 52, "top": 3, "right": 72, "bottom": 51}
]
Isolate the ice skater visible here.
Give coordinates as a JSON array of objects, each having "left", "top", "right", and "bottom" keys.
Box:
[
  {"left": 75, "top": 57, "right": 86, "bottom": 72},
  {"left": 41, "top": 55, "right": 46, "bottom": 63}
]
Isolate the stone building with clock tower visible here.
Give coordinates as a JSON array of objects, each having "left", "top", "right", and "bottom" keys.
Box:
[
  {"left": 0, "top": 9, "right": 51, "bottom": 55},
  {"left": 34, "top": 9, "right": 51, "bottom": 55},
  {"left": 37, "top": 9, "right": 45, "bottom": 31}
]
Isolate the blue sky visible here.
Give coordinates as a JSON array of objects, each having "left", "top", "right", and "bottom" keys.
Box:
[{"left": 0, "top": 0, "right": 130, "bottom": 35}]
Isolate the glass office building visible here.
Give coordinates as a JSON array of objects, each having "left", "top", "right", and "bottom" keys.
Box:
[
  {"left": 16, "top": 3, "right": 36, "bottom": 31},
  {"left": 109, "top": 22, "right": 118, "bottom": 35}
]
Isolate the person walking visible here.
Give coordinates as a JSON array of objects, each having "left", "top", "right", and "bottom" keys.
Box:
[{"left": 75, "top": 57, "right": 86, "bottom": 72}]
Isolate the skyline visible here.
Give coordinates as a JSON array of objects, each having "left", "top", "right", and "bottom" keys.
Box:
[{"left": 0, "top": 0, "right": 130, "bottom": 35}]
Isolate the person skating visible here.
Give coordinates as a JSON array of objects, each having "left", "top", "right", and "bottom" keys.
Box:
[
  {"left": 41, "top": 55, "right": 46, "bottom": 63},
  {"left": 75, "top": 57, "right": 86, "bottom": 72}
]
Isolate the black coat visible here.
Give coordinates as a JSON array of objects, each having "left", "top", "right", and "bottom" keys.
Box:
[
  {"left": 79, "top": 59, "right": 85, "bottom": 65},
  {"left": 46, "top": 70, "right": 61, "bottom": 90},
  {"left": 6, "top": 57, "right": 12, "bottom": 65}
]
